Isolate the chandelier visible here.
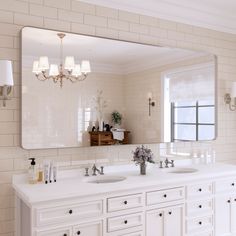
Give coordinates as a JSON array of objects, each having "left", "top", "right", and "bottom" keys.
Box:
[{"left": 32, "top": 33, "right": 91, "bottom": 87}]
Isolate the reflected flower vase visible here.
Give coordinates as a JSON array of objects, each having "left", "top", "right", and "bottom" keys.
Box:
[{"left": 140, "top": 162, "right": 146, "bottom": 175}]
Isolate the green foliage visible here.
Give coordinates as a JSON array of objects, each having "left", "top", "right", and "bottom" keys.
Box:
[{"left": 111, "top": 111, "right": 122, "bottom": 125}]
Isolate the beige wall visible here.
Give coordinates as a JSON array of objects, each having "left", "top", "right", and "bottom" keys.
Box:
[{"left": 0, "top": 0, "right": 236, "bottom": 235}]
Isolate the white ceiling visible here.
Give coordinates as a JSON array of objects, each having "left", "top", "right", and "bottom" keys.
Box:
[{"left": 79, "top": 0, "right": 236, "bottom": 35}]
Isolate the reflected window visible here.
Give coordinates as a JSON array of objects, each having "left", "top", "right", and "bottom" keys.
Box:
[{"left": 171, "top": 101, "right": 215, "bottom": 141}]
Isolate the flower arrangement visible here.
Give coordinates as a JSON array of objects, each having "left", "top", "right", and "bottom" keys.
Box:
[
  {"left": 132, "top": 145, "right": 155, "bottom": 165},
  {"left": 111, "top": 111, "right": 122, "bottom": 125},
  {"left": 93, "top": 90, "right": 107, "bottom": 121}
]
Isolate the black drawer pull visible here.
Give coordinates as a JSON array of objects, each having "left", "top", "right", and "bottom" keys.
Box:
[
  {"left": 168, "top": 211, "right": 172, "bottom": 215},
  {"left": 234, "top": 199, "right": 236, "bottom": 201},
  {"left": 232, "top": 183, "right": 235, "bottom": 186},
  {"left": 124, "top": 200, "right": 128, "bottom": 205},
  {"left": 163, "top": 194, "right": 167, "bottom": 198},
  {"left": 198, "top": 188, "right": 202, "bottom": 192},
  {"left": 124, "top": 220, "right": 128, "bottom": 224},
  {"left": 228, "top": 200, "right": 231, "bottom": 203},
  {"left": 63, "top": 234, "right": 67, "bottom": 236},
  {"left": 199, "top": 205, "right": 202, "bottom": 208},
  {"left": 159, "top": 213, "right": 162, "bottom": 217},
  {"left": 77, "top": 231, "right": 81, "bottom": 235},
  {"left": 69, "top": 209, "right": 73, "bottom": 214},
  {"left": 199, "top": 221, "right": 202, "bottom": 225}
]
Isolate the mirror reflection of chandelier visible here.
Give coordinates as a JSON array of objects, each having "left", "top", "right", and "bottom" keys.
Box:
[{"left": 32, "top": 33, "right": 91, "bottom": 87}]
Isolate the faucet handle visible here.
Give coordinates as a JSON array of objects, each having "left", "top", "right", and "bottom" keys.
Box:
[
  {"left": 100, "top": 166, "right": 104, "bottom": 175},
  {"left": 159, "top": 161, "right": 163, "bottom": 168},
  {"left": 85, "top": 167, "right": 89, "bottom": 177},
  {"left": 171, "top": 160, "right": 175, "bottom": 167}
]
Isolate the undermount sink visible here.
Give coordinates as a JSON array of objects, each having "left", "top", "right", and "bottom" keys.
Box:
[
  {"left": 164, "top": 167, "right": 198, "bottom": 174},
  {"left": 83, "top": 175, "right": 127, "bottom": 184}
]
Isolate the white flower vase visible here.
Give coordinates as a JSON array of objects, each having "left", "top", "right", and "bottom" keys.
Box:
[{"left": 99, "top": 119, "right": 103, "bottom": 131}]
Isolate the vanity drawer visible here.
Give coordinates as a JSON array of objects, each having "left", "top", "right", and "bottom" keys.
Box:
[
  {"left": 35, "top": 227, "right": 71, "bottom": 236},
  {"left": 186, "top": 199, "right": 213, "bottom": 217},
  {"left": 186, "top": 215, "right": 213, "bottom": 234},
  {"left": 107, "top": 193, "right": 143, "bottom": 212},
  {"left": 73, "top": 221, "right": 102, "bottom": 236},
  {"left": 146, "top": 187, "right": 184, "bottom": 205},
  {"left": 107, "top": 212, "right": 142, "bottom": 232},
  {"left": 186, "top": 182, "right": 213, "bottom": 199},
  {"left": 215, "top": 177, "right": 236, "bottom": 193},
  {"left": 35, "top": 200, "right": 103, "bottom": 226}
]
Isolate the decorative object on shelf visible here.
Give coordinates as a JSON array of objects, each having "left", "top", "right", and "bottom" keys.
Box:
[
  {"left": 0, "top": 60, "right": 14, "bottom": 107},
  {"left": 32, "top": 33, "right": 91, "bottom": 88},
  {"left": 93, "top": 90, "right": 107, "bottom": 131},
  {"left": 132, "top": 145, "right": 155, "bottom": 175},
  {"left": 147, "top": 92, "right": 155, "bottom": 116},
  {"left": 111, "top": 111, "right": 122, "bottom": 127},
  {"left": 225, "top": 82, "right": 236, "bottom": 111}
]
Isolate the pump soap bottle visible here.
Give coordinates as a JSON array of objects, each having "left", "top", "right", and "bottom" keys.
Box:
[{"left": 28, "top": 158, "right": 37, "bottom": 184}]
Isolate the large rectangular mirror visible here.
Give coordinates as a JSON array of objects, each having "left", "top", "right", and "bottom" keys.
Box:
[{"left": 21, "top": 27, "right": 217, "bottom": 149}]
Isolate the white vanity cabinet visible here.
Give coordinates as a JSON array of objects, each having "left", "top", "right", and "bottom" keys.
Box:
[
  {"left": 146, "top": 205, "right": 184, "bottom": 236},
  {"left": 13, "top": 165, "right": 236, "bottom": 236}
]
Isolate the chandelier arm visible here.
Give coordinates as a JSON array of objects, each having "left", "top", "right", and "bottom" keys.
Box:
[{"left": 35, "top": 74, "right": 49, "bottom": 81}]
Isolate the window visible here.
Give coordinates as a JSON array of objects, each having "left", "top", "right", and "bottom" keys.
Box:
[{"left": 171, "top": 100, "right": 215, "bottom": 141}]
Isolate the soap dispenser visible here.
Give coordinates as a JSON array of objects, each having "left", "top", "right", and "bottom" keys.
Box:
[{"left": 28, "top": 158, "right": 37, "bottom": 184}]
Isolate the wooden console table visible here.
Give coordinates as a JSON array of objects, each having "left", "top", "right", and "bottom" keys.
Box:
[{"left": 89, "top": 131, "right": 130, "bottom": 146}]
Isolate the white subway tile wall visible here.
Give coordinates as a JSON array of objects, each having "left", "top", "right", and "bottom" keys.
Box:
[{"left": 0, "top": 0, "right": 235, "bottom": 235}]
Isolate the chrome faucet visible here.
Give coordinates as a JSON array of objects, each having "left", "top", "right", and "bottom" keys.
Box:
[
  {"left": 164, "top": 158, "right": 175, "bottom": 168},
  {"left": 92, "top": 164, "right": 104, "bottom": 176}
]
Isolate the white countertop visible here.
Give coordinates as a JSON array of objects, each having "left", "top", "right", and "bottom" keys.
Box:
[{"left": 12, "top": 162, "right": 236, "bottom": 205}]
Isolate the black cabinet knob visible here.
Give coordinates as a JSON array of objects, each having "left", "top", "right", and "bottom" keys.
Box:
[
  {"left": 232, "top": 183, "right": 235, "bottom": 186},
  {"left": 69, "top": 209, "right": 73, "bottom": 214},
  {"left": 159, "top": 213, "right": 162, "bottom": 217},
  {"left": 63, "top": 234, "right": 67, "bottom": 236},
  {"left": 228, "top": 200, "right": 231, "bottom": 203},
  {"left": 163, "top": 194, "right": 167, "bottom": 198},
  {"left": 199, "top": 205, "right": 202, "bottom": 208},
  {"left": 199, "top": 221, "right": 202, "bottom": 225},
  {"left": 124, "top": 200, "right": 128, "bottom": 205},
  {"left": 168, "top": 211, "right": 172, "bottom": 215},
  {"left": 234, "top": 199, "right": 236, "bottom": 201},
  {"left": 124, "top": 220, "right": 128, "bottom": 224},
  {"left": 198, "top": 188, "right": 202, "bottom": 192},
  {"left": 77, "top": 231, "right": 81, "bottom": 235}
]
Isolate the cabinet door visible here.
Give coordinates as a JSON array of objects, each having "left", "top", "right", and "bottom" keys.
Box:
[
  {"left": 73, "top": 221, "right": 102, "bottom": 236},
  {"left": 231, "top": 197, "right": 236, "bottom": 234},
  {"left": 215, "top": 195, "right": 231, "bottom": 236},
  {"left": 146, "top": 209, "right": 164, "bottom": 236},
  {"left": 165, "top": 205, "right": 183, "bottom": 236}
]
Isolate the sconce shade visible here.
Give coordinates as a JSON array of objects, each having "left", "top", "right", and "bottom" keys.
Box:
[
  {"left": 231, "top": 82, "right": 236, "bottom": 98},
  {"left": 72, "top": 64, "right": 82, "bottom": 77},
  {"left": 39, "top": 56, "right": 49, "bottom": 70},
  {"left": 49, "top": 64, "right": 59, "bottom": 76},
  {"left": 0, "top": 60, "right": 14, "bottom": 86},
  {"left": 64, "top": 56, "right": 75, "bottom": 70},
  {"left": 81, "top": 60, "right": 91, "bottom": 73}
]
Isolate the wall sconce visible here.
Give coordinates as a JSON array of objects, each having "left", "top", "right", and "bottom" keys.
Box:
[
  {"left": 147, "top": 92, "right": 155, "bottom": 116},
  {"left": 0, "top": 60, "right": 14, "bottom": 107},
  {"left": 224, "top": 82, "right": 236, "bottom": 111}
]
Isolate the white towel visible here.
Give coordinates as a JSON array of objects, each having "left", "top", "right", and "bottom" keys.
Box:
[{"left": 111, "top": 128, "right": 125, "bottom": 141}]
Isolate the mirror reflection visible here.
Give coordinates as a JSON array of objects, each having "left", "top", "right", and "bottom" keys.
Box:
[{"left": 21, "top": 27, "right": 216, "bottom": 149}]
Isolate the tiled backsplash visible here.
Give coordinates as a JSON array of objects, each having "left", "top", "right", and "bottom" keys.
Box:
[{"left": 0, "top": 0, "right": 236, "bottom": 235}]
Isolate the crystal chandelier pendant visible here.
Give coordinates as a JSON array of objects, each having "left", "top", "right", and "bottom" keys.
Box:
[{"left": 32, "top": 32, "right": 91, "bottom": 88}]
